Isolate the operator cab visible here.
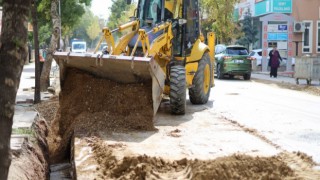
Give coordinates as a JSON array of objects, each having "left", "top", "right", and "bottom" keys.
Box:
[
  {"left": 138, "top": 0, "right": 163, "bottom": 26},
  {"left": 128, "top": 0, "right": 166, "bottom": 50},
  {"left": 130, "top": 0, "right": 200, "bottom": 57}
]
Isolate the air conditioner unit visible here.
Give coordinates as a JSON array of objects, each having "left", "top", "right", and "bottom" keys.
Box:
[{"left": 294, "top": 21, "right": 305, "bottom": 33}]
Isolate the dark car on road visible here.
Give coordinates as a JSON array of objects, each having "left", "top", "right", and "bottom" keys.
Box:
[{"left": 215, "top": 45, "right": 254, "bottom": 80}]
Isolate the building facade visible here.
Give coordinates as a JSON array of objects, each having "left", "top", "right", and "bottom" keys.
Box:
[{"left": 234, "top": 0, "right": 320, "bottom": 57}]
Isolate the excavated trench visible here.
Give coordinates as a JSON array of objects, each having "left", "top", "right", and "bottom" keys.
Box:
[
  {"left": 34, "top": 68, "right": 320, "bottom": 179},
  {"left": 39, "top": 68, "right": 155, "bottom": 178}
]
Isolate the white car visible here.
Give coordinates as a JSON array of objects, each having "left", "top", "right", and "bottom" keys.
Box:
[
  {"left": 71, "top": 41, "right": 87, "bottom": 53},
  {"left": 249, "top": 48, "right": 294, "bottom": 66},
  {"left": 249, "top": 48, "right": 272, "bottom": 66}
]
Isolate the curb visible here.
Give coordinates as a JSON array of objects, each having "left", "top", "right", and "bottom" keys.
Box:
[{"left": 253, "top": 71, "right": 294, "bottom": 78}]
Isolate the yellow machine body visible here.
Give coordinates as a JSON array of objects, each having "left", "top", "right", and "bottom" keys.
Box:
[{"left": 54, "top": 0, "right": 215, "bottom": 115}]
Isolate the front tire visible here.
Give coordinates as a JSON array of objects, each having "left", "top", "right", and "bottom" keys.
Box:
[
  {"left": 189, "top": 53, "right": 212, "bottom": 104},
  {"left": 170, "top": 65, "right": 186, "bottom": 115}
]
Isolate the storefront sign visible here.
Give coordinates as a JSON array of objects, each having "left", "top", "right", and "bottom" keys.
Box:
[
  {"left": 255, "top": 0, "right": 292, "bottom": 16},
  {"left": 255, "top": 0, "right": 271, "bottom": 16},
  {"left": 273, "top": 0, "right": 292, "bottom": 13},
  {"left": 268, "top": 24, "right": 287, "bottom": 32},
  {"left": 260, "top": 13, "right": 294, "bottom": 72},
  {"left": 268, "top": 33, "right": 288, "bottom": 40},
  {"left": 278, "top": 24, "right": 287, "bottom": 31},
  {"left": 277, "top": 41, "right": 287, "bottom": 50},
  {"left": 268, "top": 33, "right": 277, "bottom": 40},
  {"left": 276, "top": 33, "right": 287, "bottom": 40}
]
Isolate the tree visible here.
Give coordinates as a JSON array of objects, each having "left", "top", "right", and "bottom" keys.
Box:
[
  {"left": 38, "top": 0, "right": 92, "bottom": 91},
  {"left": 72, "top": 9, "right": 97, "bottom": 45},
  {"left": 236, "top": 10, "right": 258, "bottom": 50},
  {"left": 86, "top": 16, "right": 101, "bottom": 48},
  {"left": 107, "top": 0, "right": 132, "bottom": 29},
  {"left": 0, "top": 0, "right": 31, "bottom": 179},
  {"left": 201, "top": 0, "right": 238, "bottom": 44},
  {"left": 31, "top": 0, "right": 42, "bottom": 104},
  {"left": 39, "top": 0, "right": 60, "bottom": 91},
  {"left": 37, "top": 0, "right": 92, "bottom": 46}
]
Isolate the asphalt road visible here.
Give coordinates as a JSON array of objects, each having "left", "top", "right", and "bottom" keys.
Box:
[{"left": 211, "top": 77, "right": 320, "bottom": 164}]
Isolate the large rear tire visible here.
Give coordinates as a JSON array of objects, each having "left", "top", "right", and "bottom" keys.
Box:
[
  {"left": 170, "top": 65, "right": 186, "bottom": 115},
  {"left": 189, "top": 53, "right": 212, "bottom": 104}
]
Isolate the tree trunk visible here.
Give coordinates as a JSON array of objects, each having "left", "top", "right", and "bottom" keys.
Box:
[
  {"left": 64, "top": 35, "right": 70, "bottom": 51},
  {"left": 0, "top": 0, "right": 31, "bottom": 179},
  {"left": 40, "top": 0, "right": 60, "bottom": 91},
  {"left": 32, "top": 0, "right": 41, "bottom": 104}
]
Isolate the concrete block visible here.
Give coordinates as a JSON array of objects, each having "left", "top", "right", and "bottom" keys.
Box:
[
  {"left": 13, "top": 107, "right": 37, "bottom": 129},
  {"left": 10, "top": 135, "right": 28, "bottom": 152}
]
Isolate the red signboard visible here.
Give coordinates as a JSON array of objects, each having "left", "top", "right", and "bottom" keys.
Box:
[
  {"left": 263, "top": 50, "right": 268, "bottom": 56},
  {"left": 289, "top": 25, "right": 293, "bottom": 32},
  {"left": 264, "top": 25, "right": 268, "bottom": 31},
  {"left": 263, "top": 42, "right": 268, "bottom": 48},
  {"left": 263, "top": 33, "right": 268, "bottom": 40}
]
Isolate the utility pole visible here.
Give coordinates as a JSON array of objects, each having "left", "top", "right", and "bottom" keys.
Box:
[
  {"left": 32, "top": 0, "right": 41, "bottom": 103},
  {"left": 58, "top": 0, "right": 62, "bottom": 50}
]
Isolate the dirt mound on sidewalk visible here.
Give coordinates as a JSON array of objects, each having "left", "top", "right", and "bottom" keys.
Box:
[
  {"left": 34, "top": 97, "right": 59, "bottom": 126},
  {"left": 89, "top": 137, "right": 296, "bottom": 179},
  {"left": 49, "top": 68, "right": 154, "bottom": 163}
]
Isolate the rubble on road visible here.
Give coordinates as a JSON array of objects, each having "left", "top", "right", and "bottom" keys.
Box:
[{"left": 88, "top": 137, "right": 298, "bottom": 180}]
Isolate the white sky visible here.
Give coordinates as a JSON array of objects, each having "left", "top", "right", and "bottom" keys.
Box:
[{"left": 90, "top": 0, "right": 113, "bottom": 19}]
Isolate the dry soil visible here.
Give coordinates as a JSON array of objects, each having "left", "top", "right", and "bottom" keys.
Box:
[
  {"left": 48, "top": 68, "right": 155, "bottom": 163},
  {"left": 89, "top": 137, "right": 297, "bottom": 180},
  {"left": 41, "top": 68, "right": 320, "bottom": 179}
]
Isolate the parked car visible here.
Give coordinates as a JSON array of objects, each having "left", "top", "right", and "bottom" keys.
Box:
[
  {"left": 215, "top": 44, "right": 253, "bottom": 80},
  {"left": 249, "top": 48, "right": 294, "bottom": 66},
  {"left": 249, "top": 48, "right": 271, "bottom": 66},
  {"left": 71, "top": 40, "right": 87, "bottom": 53}
]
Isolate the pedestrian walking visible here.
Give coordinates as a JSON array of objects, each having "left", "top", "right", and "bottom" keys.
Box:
[
  {"left": 28, "top": 42, "right": 32, "bottom": 63},
  {"left": 268, "top": 46, "right": 282, "bottom": 78}
]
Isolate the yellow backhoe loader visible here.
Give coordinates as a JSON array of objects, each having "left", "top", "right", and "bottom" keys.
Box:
[{"left": 54, "top": 0, "right": 215, "bottom": 115}]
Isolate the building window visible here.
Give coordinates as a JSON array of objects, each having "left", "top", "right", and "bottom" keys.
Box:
[
  {"left": 317, "top": 21, "right": 320, "bottom": 53},
  {"left": 302, "top": 21, "right": 312, "bottom": 53}
]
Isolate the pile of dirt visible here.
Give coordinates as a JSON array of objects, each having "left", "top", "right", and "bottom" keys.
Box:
[
  {"left": 294, "top": 151, "right": 316, "bottom": 165},
  {"left": 89, "top": 137, "right": 296, "bottom": 180},
  {"left": 34, "top": 97, "right": 59, "bottom": 126},
  {"left": 49, "top": 68, "right": 155, "bottom": 162}
]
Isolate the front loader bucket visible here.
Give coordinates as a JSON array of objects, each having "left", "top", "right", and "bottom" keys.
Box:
[{"left": 53, "top": 52, "right": 166, "bottom": 114}]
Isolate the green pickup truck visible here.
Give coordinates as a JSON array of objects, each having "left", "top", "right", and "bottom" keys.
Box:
[{"left": 215, "top": 45, "right": 254, "bottom": 80}]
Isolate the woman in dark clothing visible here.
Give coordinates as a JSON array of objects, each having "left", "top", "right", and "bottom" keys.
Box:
[{"left": 268, "top": 46, "right": 282, "bottom": 78}]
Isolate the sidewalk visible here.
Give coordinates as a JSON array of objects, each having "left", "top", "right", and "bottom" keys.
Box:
[
  {"left": 252, "top": 71, "right": 320, "bottom": 86},
  {"left": 12, "top": 61, "right": 56, "bottom": 151}
]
